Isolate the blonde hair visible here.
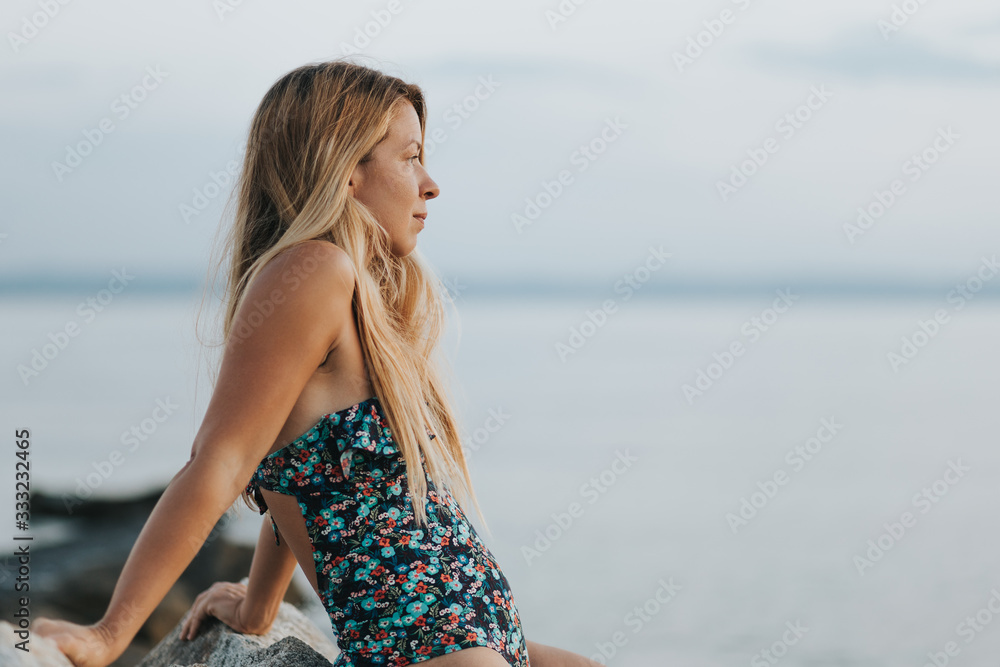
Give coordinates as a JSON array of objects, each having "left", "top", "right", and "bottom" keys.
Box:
[{"left": 194, "top": 57, "right": 488, "bottom": 533}]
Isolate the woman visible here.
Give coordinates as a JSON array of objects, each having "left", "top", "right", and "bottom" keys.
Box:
[{"left": 34, "top": 60, "right": 598, "bottom": 667}]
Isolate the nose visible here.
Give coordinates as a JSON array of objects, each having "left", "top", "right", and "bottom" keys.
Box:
[{"left": 421, "top": 168, "right": 440, "bottom": 200}]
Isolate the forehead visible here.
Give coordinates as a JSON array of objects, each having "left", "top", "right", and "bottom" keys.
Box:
[{"left": 384, "top": 100, "right": 421, "bottom": 146}]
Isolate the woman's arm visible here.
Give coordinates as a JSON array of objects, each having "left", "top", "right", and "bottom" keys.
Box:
[
  {"left": 87, "top": 450, "right": 260, "bottom": 654},
  {"left": 179, "top": 516, "right": 298, "bottom": 640},
  {"left": 34, "top": 241, "right": 355, "bottom": 666},
  {"left": 241, "top": 515, "right": 299, "bottom": 632}
]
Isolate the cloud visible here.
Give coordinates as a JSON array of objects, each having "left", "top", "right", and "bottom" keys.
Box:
[
  {"left": 961, "top": 15, "right": 1000, "bottom": 35},
  {"left": 749, "top": 28, "right": 1000, "bottom": 82},
  {"left": 405, "top": 54, "right": 643, "bottom": 96}
]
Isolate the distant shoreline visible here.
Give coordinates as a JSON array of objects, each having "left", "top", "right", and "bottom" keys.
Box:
[{"left": 3, "top": 275, "right": 999, "bottom": 299}]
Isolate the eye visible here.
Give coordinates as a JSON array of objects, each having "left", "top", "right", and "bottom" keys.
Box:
[{"left": 408, "top": 154, "right": 420, "bottom": 162}]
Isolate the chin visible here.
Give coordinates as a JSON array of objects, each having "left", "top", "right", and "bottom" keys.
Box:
[{"left": 391, "top": 240, "right": 418, "bottom": 258}]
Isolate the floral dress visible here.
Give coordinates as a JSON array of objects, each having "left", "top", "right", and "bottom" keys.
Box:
[{"left": 245, "top": 396, "right": 530, "bottom": 667}]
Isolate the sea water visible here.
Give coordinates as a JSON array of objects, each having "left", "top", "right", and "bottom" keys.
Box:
[{"left": 2, "top": 289, "right": 999, "bottom": 666}]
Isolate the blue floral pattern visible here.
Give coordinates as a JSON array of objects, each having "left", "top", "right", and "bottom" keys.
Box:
[{"left": 245, "top": 396, "right": 530, "bottom": 667}]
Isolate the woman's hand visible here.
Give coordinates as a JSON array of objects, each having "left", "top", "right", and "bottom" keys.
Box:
[
  {"left": 180, "top": 581, "right": 267, "bottom": 640},
  {"left": 33, "top": 617, "right": 119, "bottom": 667}
]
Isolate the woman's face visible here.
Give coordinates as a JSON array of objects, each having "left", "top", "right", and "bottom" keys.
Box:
[{"left": 348, "top": 100, "right": 440, "bottom": 257}]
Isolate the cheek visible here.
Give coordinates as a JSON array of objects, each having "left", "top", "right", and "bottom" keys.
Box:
[{"left": 390, "top": 169, "right": 417, "bottom": 198}]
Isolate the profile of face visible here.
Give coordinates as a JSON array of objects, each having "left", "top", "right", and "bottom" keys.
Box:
[{"left": 348, "top": 100, "right": 440, "bottom": 257}]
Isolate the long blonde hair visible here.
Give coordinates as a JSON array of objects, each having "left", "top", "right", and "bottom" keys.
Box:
[{"left": 195, "top": 58, "right": 488, "bottom": 533}]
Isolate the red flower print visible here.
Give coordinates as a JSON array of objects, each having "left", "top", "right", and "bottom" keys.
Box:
[{"left": 247, "top": 398, "right": 528, "bottom": 667}]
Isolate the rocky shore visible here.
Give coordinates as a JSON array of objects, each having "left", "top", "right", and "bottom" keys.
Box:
[
  {"left": 2, "top": 600, "right": 339, "bottom": 667},
  {"left": 1, "top": 488, "right": 315, "bottom": 667}
]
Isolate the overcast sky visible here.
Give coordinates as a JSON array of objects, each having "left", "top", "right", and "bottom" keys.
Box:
[{"left": 1, "top": 0, "right": 998, "bottom": 289}]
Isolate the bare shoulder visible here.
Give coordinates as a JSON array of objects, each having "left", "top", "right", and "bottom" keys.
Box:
[
  {"left": 234, "top": 239, "right": 357, "bottom": 350},
  {"left": 193, "top": 240, "right": 359, "bottom": 466},
  {"left": 256, "top": 239, "right": 356, "bottom": 296}
]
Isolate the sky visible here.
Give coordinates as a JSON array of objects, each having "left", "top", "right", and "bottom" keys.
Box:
[{"left": 1, "top": 0, "right": 999, "bottom": 291}]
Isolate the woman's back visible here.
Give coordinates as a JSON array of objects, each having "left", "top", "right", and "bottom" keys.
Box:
[
  {"left": 261, "top": 239, "right": 375, "bottom": 461},
  {"left": 244, "top": 238, "right": 373, "bottom": 597},
  {"left": 243, "top": 241, "right": 530, "bottom": 666}
]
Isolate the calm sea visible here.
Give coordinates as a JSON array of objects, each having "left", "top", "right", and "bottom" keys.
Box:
[{"left": 2, "top": 288, "right": 999, "bottom": 666}]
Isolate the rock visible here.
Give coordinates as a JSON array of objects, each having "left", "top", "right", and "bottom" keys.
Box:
[
  {"left": 0, "top": 621, "right": 74, "bottom": 667},
  {"left": 136, "top": 600, "right": 340, "bottom": 667},
  {"left": 3, "top": 601, "right": 339, "bottom": 667},
  {"left": 3, "top": 487, "right": 308, "bottom": 665},
  {"left": 31, "top": 488, "right": 164, "bottom": 520}
]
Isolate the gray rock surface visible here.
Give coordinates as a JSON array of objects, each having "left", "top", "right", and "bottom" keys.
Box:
[
  {"left": 5, "top": 489, "right": 308, "bottom": 665},
  {"left": 1, "top": 600, "right": 339, "bottom": 667},
  {"left": 136, "top": 600, "right": 340, "bottom": 667}
]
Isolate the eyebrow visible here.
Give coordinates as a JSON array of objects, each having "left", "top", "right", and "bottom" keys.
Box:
[{"left": 405, "top": 139, "right": 422, "bottom": 152}]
